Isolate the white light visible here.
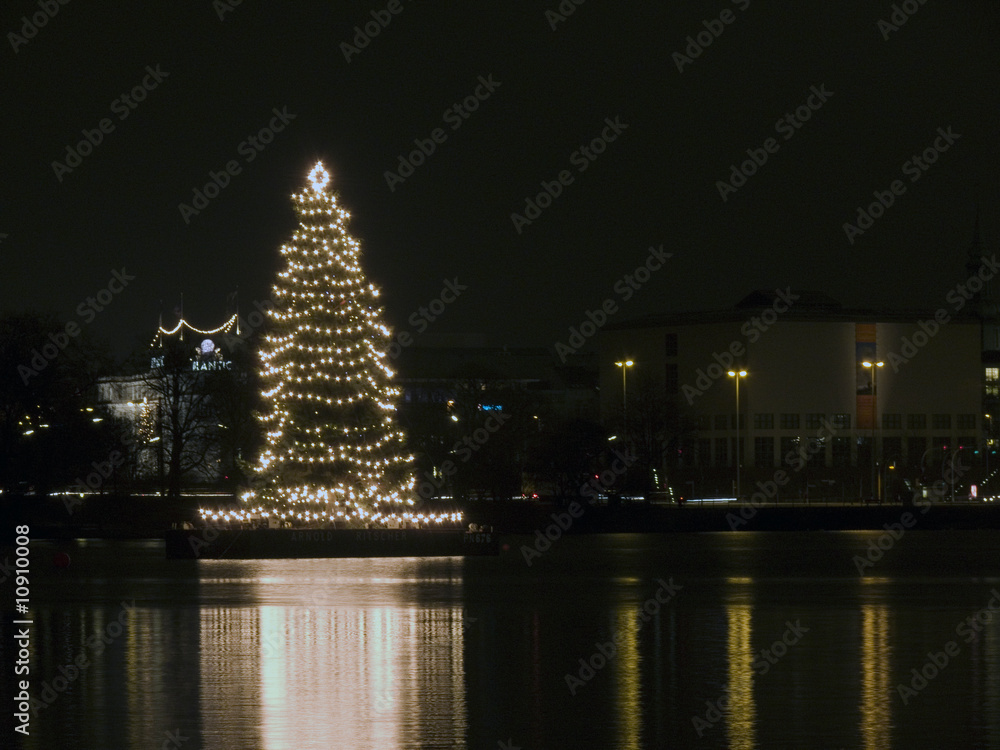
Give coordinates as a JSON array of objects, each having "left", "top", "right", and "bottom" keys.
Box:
[{"left": 308, "top": 162, "right": 331, "bottom": 192}]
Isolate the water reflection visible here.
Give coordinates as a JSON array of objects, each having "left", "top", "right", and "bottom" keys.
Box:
[
  {"left": 726, "top": 599, "right": 756, "bottom": 749},
  {"left": 860, "top": 604, "right": 892, "bottom": 750},
  {"left": 196, "top": 560, "right": 467, "bottom": 749}
]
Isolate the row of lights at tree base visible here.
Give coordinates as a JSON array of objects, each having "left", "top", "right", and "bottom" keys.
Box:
[{"left": 198, "top": 508, "right": 463, "bottom": 525}]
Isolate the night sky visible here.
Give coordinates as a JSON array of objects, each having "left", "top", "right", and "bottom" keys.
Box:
[{"left": 3, "top": 1, "right": 999, "bottom": 359}]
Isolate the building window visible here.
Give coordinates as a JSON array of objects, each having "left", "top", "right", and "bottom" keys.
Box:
[
  {"left": 714, "top": 414, "right": 728, "bottom": 431},
  {"left": 907, "top": 436, "right": 926, "bottom": 465},
  {"left": 832, "top": 437, "right": 851, "bottom": 466},
  {"left": 957, "top": 436, "right": 976, "bottom": 451},
  {"left": 695, "top": 415, "right": 711, "bottom": 431},
  {"left": 780, "top": 413, "right": 800, "bottom": 429},
  {"left": 780, "top": 436, "right": 800, "bottom": 463},
  {"left": 832, "top": 413, "right": 851, "bottom": 430},
  {"left": 664, "top": 333, "right": 678, "bottom": 357},
  {"left": 754, "top": 413, "right": 774, "bottom": 429},
  {"left": 698, "top": 438, "right": 711, "bottom": 466},
  {"left": 908, "top": 414, "right": 927, "bottom": 430},
  {"left": 715, "top": 437, "right": 729, "bottom": 467},
  {"left": 806, "top": 413, "right": 825, "bottom": 429},
  {"left": 882, "top": 413, "right": 901, "bottom": 430},
  {"left": 987, "top": 367, "right": 999, "bottom": 397},
  {"left": 882, "top": 436, "right": 902, "bottom": 461},
  {"left": 957, "top": 414, "right": 977, "bottom": 430},
  {"left": 754, "top": 437, "right": 775, "bottom": 467},
  {"left": 932, "top": 436, "right": 950, "bottom": 452},
  {"left": 732, "top": 414, "right": 745, "bottom": 430},
  {"left": 665, "top": 363, "right": 679, "bottom": 397},
  {"left": 932, "top": 414, "right": 951, "bottom": 430}
]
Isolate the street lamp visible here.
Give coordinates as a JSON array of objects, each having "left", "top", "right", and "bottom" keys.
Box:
[
  {"left": 727, "top": 370, "right": 747, "bottom": 500},
  {"left": 615, "top": 360, "right": 634, "bottom": 438},
  {"left": 862, "top": 360, "right": 883, "bottom": 501}
]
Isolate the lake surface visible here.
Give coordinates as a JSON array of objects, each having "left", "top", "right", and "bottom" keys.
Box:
[{"left": 9, "top": 531, "right": 1000, "bottom": 749}]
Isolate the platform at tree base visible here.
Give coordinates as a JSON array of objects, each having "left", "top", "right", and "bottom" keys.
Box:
[{"left": 163, "top": 527, "right": 499, "bottom": 559}]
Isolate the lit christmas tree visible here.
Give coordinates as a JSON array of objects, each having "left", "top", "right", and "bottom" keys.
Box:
[{"left": 206, "top": 162, "right": 456, "bottom": 527}]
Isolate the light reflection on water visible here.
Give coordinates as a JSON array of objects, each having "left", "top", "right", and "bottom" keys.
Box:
[{"left": 14, "top": 532, "right": 1000, "bottom": 749}]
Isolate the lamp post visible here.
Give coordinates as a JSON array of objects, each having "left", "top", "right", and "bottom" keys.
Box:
[
  {"left": 615, "top": 360, "right": 634, "bottom": 438},
  {"left": 862, "top": 360, "right": 883, "bottom": 502},
  {"left": 727, "top": 369, "right": 747, "bottom": 500}
]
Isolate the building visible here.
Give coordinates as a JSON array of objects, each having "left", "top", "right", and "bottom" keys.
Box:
[
  {"left": 97, "top": 314, "right": 248, "bottom": 489},
  {"left": 598, "top": 290, "right": 984, "bottom": 500}
]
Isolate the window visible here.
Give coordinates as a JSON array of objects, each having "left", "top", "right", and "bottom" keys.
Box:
[
  {"left": 754, "top": 413, "right": 774, "bottom": 429},
  {"left": 932, "top": 414, "right": 951, "bottom": 430},
  {"left": 754, "top": 437, "right": 775, "bottom": 467},
  {"left": 988, "top": 367, "right": 999, "bottom": 397},
  {"left": 695, "top": 415, "right": 711, "bottom": 431},
  {"left": 664, "top": 333, "right": 678, "bottom": 357},
  {"left": 908, "top": 414, "right": 927, "bottom": 430},
  {"left": 832, "top": 437, "right": 851, "bottom": 466},
  {"left": 697, "top": 438, "right": 711, "bottom": 466},
  {"left": 665, "top": 363, "right": 679, "bottom": 396},
  {"left": 932, "top": 436, "right": 949, "bottom": 452},
  {"left": 715, "top": 437, "right": 729, "bottom": 467},
  {"left": 957, "top": 436, "right": 976, "bottom": 451},
  {"left": 780, "top": 413, "right": 800, "bottom": 429},
  {"left": 907, "top": 436, "right": 926, "bottom": 465},
  {"left": 957, "top": 414, "right": 977, "bottom": 430},
  {"left": 882, "top": 413, "right": 902, "bottom": 430},
  {"left": 806, "top": 413, "right": 825, "bottom": 429},
  {"left": 832, "top": 414, "right": 851, "bottom": 430},
  {"left": 714, "top": 414, "right": 729, "bottom": 431},
  {"left": 780, "top": 436, "right": 800, "bottom": 463},
  {"left": 882, "top": 437, "right": 902, "bottom": 461},
  {"left": 732, "top": 414, "right": 745, "bottom": 429}
]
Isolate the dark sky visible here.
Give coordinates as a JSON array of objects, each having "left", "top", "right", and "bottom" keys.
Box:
[{"left": 3, "top": 1, "right": 999, "bottom": 359}]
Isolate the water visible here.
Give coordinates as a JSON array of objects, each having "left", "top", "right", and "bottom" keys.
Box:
[{"left": 10, "top": 531, "right": 1000, "bottom": 749}]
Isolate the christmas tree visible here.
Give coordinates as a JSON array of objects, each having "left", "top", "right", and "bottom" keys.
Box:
[{"left": 208, "top": 162, "right": 454, "bottom": 527}]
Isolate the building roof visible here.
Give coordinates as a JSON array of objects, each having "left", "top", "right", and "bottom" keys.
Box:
[{"left": 605, "top": 289, "right": 980, "bottom": 330}]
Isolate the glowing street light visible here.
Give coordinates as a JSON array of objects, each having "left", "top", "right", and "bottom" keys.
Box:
[
  {"left": 615, "top": 360, "right": 634, "bottom": 438},
  {"left": 862, "top": 360, "right": 883, "bottom": 501},
  {"left": 728, "top": 369, "right": 747, "bottom": 500}
]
